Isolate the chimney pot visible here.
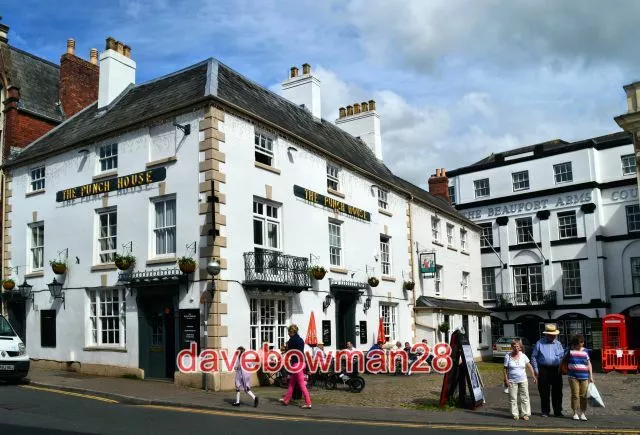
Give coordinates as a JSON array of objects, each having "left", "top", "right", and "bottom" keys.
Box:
[
  {"left": 106, "top": 37, "right": 116, "bottom": 50},
  {"left": 290, "top": 66, "right": 299, "bottom": 78},
  {"left": 90, "top": 48, "right": 98, "bottom": 65},
  {"left": 361, "top": 101, "right": 368, "bottom": 112},
  {"left": 441, "top": 168, "right": 446, "bottom": 176},
  {"left": 353, "top": 103, "right": 361, "bottom": 114},
  {"left": 116, "top": 41, "right": 124, "bottom": 55},
  {"left": 123, "top": 45, "right": 131, "bottom": 58},
  {"left": 302, "top": 63, "right": 311, "bottom": 75},
  {"left": 368, "top": 99, "right": 376, "bottom": 111},
  {"left": 339, "top": 107, "right": 346, "bottom": 118},
  {"left": 435, "top": 168, "right": 441, "bottom": 177},
  {"left": 67, "top": 38, "right": 75, "bottom": 55},
  {"left": 346, "top": 105, "right": 354, "bottom": 116}
]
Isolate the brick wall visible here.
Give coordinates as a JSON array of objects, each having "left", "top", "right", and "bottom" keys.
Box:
[
  {"left": 59, "top": 53, "right": 99, "bottom": 118},
  {"left": 2, "top": 108, "right": 57, "bottom": 156}
]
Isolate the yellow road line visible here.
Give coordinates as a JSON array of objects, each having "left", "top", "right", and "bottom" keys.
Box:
[
  {"left": 137, "top": 405, "right": 640, "bottom": 434},
  {"left": 20, "top": 385, "right": 119, "bottom": 404}
]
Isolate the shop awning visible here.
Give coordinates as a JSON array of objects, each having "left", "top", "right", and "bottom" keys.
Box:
[{"left": 415, "top": 296, "right": 491, "bottom": 315}]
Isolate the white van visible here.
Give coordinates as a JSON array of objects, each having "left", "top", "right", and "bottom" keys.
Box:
[{"left": 0, "top": 314, "right": 29, "bottom": 382}]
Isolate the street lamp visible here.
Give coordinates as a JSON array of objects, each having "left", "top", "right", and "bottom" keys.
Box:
[
  {"left": 203, "top": 259, "right": 221, "bottom": 392},
  {"left": 18, "top": 279, "right": 33, "bottom": 303},
  {"left": 48, "top": 278, "right": 65, "bottom": 308}
]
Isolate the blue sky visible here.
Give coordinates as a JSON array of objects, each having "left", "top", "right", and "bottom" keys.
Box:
[{"left": 3, "top": 0, "right": 640, "bottom": 186}]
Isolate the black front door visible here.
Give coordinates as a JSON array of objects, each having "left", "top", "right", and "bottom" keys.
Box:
[
  {"left": 138, "top": 291, "right": 177, "bottom": 379},
  {"left": 7, "top": 300, "right": 26, "bottom": 345},
  {"left": 335, "top": 292, "right": 357, "bottom": 349}
]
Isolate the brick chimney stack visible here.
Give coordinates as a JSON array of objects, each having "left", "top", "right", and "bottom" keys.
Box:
[
  {"left": 428, "top": 168, "right": 450, "bottom": 204},
  {"left": 59, "top": 37, "right": 99, "bottom": 118}
]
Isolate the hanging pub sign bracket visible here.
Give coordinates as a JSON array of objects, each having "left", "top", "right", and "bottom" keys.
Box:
[{"left": 419, "top": 251, "right": 436, "bottom": 277}]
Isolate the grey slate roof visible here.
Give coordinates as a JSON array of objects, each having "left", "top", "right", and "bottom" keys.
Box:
[
  {"left": 416, "top": 296, "right": 491, "bottom": 315},
  {"left": 2, "top": 45, "right": 62, "bottom": 121},
  {"left": 452, "top": 131, "right": 631, "bottom": 176},
  {"left": 5, "top": 57, "right": 472, "bottom": 226}
]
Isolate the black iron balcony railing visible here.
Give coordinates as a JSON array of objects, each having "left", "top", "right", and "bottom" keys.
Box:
[
  {"left": 496, "top": 290, "right": 557, "bottom": 308},
  {"left": 243, "top": 250, "right": 310, "bottom": 291}
]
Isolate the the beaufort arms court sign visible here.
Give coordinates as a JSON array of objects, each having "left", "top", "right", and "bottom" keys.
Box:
[
  {"left": 56, "top": 167, "right": 166, "bottom": 202},
  {"left": 293, "top": 185, "right": 371, "bottom": 221}
]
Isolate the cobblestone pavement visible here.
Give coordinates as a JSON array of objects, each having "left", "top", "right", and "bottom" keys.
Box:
[{"left": 257, "top": 362, "right": 640, "bottom": 416}]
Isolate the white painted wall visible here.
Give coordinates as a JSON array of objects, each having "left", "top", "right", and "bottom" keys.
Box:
[
  {"left": 449, "top": 142, "right": 640, "bottom": 328},
  {"left": 8, "top": 111, "right": 201, "bottom": 366}
]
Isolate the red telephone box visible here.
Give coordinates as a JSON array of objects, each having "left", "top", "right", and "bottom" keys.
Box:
[{"left": 601, "top": 314, "right": 638, "bottom": 373}]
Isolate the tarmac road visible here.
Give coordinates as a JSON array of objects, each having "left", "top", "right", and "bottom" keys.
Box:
[{"left": 0, "top": 383, "right": 637, "bottom": 435}]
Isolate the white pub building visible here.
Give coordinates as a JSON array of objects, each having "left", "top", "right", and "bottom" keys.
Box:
[
  {"left": 448, "top": 132, "right": 640, "bottom": 354},
  {"left": 1, "top": 38, "right": 487, "bottom": 386}
]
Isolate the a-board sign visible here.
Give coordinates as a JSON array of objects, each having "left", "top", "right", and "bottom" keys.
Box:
[
  {"left": 322, "top": 320, "right": 332, "bottom": 346},
  {"left": 439, "top": 329, "right": 484, "bottom": 410},
  {"left": 359, "top": 321, "right": 367, "bottom": 345},
  {"left": 459, "top": 332, "right": 484, "bottom": 407},
  {"left": 179, "top": 309, "right": 200, "bottom": 352}
]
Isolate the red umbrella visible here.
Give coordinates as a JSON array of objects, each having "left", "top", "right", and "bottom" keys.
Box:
[
  {"left": 376, "top": 317, "right": 386, "bottom": 344},
  {"left": 305, "top": 311, "right": 318, "bottom": 346}
]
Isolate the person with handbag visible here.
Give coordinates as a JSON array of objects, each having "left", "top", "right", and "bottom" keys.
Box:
[
  {"left": 531, "top": 324, "right": 565, "bottom": 417},
  {"left": 567, "top": 334, "right": 594, "bottom": 421},
  {"left": 503, "top": 338, "right": 537, "bottom": 420}
]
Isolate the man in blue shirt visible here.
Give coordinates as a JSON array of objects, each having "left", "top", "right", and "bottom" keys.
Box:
[{"left": 531, "top": 324, "right": 565, "bottom": 417}]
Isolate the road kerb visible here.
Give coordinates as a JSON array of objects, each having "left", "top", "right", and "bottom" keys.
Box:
[{"left": 25, "top": 380, "right": 640, "bottom": 432}]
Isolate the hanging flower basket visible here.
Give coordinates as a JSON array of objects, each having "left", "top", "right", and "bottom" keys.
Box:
[
  {"left": 308, "top": 265, "right": 327, "bottom": 280},
  {"left": 178, "top": 256, "right": 197, "bottom": 274},
  {"left": 368, "top": 277, "right": 380, "bottom": 287},
  {"left": 2, "top": 279, "right": 15, "bottom": 291},
  {"left": 50, "top": 260, "right": 67, "bottom": 275},
  {"left": 438, "top": 322, "right": 450, "bottom": 334},
  {"left": 403, "top": 280, "right": 415, "bottom": 291},
  {"left": 114, "top": 254, "right": 136, "bottom": 271}
]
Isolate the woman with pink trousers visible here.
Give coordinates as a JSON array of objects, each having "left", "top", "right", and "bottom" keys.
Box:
[{"left": 279, "top": 324, "right": 312, "bottom": 408}]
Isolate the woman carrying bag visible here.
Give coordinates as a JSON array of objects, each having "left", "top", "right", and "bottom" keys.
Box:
[
  {"left": 503, "top": 338, "right": 537, "bottom": 420},
  {"left": 566, "top": 334, "right": 594, "bottom": 421}
]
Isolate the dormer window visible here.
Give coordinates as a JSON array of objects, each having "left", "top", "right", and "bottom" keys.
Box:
[{"left": 99, "top": 143, "right": 118, "bottom": 172}]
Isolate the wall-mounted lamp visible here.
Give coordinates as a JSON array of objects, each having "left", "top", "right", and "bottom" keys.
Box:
[
  {"left": 363, "top": 297, "right": 371, "bottom": 313},
  {"left": 173, "top": 122, "right": 191, "bottom": 136},
  {"left": 18, "top": 279, "right": 33, "bottom": 303},
  {"left": 287, "top": 146, "right": 298, "bottom": 153},
  {"left": 48, "top": 278, "right": 65, "bottom": 308},
  {"left": 323, "top": 294, "right": 332, "bottom": 312},
  {"left": 77, "top": 149, "right": 89, "bottom": 155}
]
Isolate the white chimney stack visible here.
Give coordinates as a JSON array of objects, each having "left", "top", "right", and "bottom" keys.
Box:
[
  {"left": 336, "top": 100, "right": 383, "bottom": 160},
  {"left": 281, "top": 63, "right": 321, "bottom": 120},
  {"left": 98, "top": 37, "right": 136, "bottom": 109}
]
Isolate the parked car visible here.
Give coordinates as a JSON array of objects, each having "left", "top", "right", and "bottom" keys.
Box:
[
  {"left": 493, "top": 336, "right": 531, "bottom": 361},
  {"left": 0, "top": 315, "right": 29, "bottom": 383}
]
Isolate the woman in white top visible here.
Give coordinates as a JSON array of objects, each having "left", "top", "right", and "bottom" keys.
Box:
[{"left": 503, "top": 338, "right": 537, "bottom": 420}]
